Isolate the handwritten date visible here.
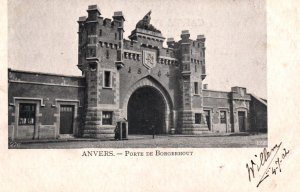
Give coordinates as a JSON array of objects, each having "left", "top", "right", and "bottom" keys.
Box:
[{"left": 246, "top": 142, "right": 290, "bottom": 187}]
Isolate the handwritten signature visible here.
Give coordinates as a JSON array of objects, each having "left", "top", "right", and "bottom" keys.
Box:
[{"left": 246, "top": 142, "right": 290, "bottom": 187}]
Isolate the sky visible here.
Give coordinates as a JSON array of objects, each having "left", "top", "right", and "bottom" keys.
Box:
[{"left": 8, "top": 0, "right": 267, "bottom": 98}]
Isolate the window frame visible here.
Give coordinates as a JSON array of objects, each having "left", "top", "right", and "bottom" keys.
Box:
[
  {"left": 220, "top": 111, "right": 227, "bottom": 124},
  {"left": 194, "top": 82, "right": 199, "bottom": 95},
  {"left": 106, "top": 49, "right": 110, "bottom": 59},
  {"left": 102, "top": 111, "right": 113, "bottom": 125},
  {"left": 18, "top": 103, "right": 36, "bottom": 125},
  {"left": 195, "top": 113, "right": 201, "bottom": 124},
  {"left": 103, "top": 70, "right": 112, "bottom": 88}
]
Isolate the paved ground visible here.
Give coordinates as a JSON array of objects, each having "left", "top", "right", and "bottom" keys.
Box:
[{"left": 11, "top": 133, "right": 268, "bottom": 149}]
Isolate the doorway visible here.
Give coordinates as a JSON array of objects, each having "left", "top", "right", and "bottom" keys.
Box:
[
  {"left": 204, "top": 110, "right": 211, "bottom": 131},
  {"left": 127, "top": 87, "right": 166, "bottom": 134},
  {"left": 60, "top": 105, "right": 74, "bottom": 134},
  {"left": 238, "top": 111, "right": 246, "bottom": 132}
]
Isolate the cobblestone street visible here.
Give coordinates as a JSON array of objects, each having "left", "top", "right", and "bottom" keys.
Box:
[{"left": 12, "top": 134, "right": 268, "bottom": 149}]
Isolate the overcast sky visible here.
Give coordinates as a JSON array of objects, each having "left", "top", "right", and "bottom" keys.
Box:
[{"left": 8, "top": 0, "right": 266, "bottom": 98}]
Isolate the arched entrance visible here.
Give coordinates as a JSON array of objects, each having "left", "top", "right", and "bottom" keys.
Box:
[{"left": 127, "top": 86, "right": 166, "bottom": 135}]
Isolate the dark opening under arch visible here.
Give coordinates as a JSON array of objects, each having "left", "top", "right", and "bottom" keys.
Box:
[{"left": 127, "top": 86, "right": 166, "bottom": 134}]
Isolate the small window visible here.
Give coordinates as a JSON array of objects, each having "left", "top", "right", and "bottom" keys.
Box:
[
  {"left": 106, "top": 50, "right": 109, "bottom": 59},
  {"left": 99, "top": 29, "right": 102, "bottom": 36},
  {"left": 195, "top": 113, "right": 201, "bottom": 124},
  {"left": 90, "top": 25, "right": 95, "bottom": 34},
  {"left": 194, "top": 82, "right": 199, "bottom": 95},
  {"left": 89, "top": 48, "right": 95, "bottom": 57},
  {"left": 195, "top": 65, "right": 197, "bottom": 72},
  {"left": 220, "top": 111, "right": 227, "bottom": 124},
  {"left": 102, "top": 111, "right": 113, "bottom": 125},
  {"left": 89, "top": 63, "right": 97, "bottom": 71},
  {"left": 115, "top": 33, "right": 117, "bottom": 40},
  {"left": 104, "top": 71, "right": 112, "bottom": 88},
  {"left": 19, "top": 103, "right": 36, "bottom": 125}
]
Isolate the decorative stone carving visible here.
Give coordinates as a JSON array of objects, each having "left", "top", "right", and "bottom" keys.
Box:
[
  {"left": 143, "top": 50, "right": 156, "bottom": 69},
  {"left": 135, "top": 11, "right": 161, "bottom": 33}
]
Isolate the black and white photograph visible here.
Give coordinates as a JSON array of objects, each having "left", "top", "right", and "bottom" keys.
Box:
[
  {"left": 1, "top": 0, "right": 300, "bottom": 191},
  {"left": 7, "top": 0, "right": 267, "bottom": 149}
]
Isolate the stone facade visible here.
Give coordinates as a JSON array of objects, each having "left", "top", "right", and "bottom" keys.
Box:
[{"left": 7, "top": 5, "right": 267, "bottom": 141}]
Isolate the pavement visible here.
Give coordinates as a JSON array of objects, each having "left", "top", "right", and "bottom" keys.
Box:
[
  {"left": 9, "top": 133, "right": 268, "bottom": 149},
  {"left": 13, "top": 132, "right": 251, "bottom": 144}
]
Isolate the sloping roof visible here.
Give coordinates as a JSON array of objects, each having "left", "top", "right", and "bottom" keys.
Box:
[{"left": 251, "top": 94, "right": 267, "bottom": 107}]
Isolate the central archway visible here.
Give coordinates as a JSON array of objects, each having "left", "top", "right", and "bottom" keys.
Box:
[{"left": 127, "top": 87, "right": 166, "bottom": 134}]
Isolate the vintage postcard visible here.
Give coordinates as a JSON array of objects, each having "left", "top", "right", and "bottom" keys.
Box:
[{"left": 0, "top": 0, "right": 299, "bottom": 191}]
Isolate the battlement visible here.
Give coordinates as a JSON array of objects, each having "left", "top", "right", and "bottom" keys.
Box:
[
  {"left": 87, "top": 5, "right": 101, "bottom": 13},
  {"left": 78, "top": 5, "right": 124, "bottom": 33},
  {"left": 78, "top": 5, "right": 206, "bottom": 77}
]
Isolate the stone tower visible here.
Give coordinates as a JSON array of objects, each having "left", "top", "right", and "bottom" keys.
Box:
[
  {"left": 173, "top": 31, "right": 209, "bottom": 134},
  {"left": 77, "top": 5, "right": 124, "bottom": 139}
]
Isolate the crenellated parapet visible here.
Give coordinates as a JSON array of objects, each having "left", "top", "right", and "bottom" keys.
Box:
[
  {"left": 77, "top": 5, "right": 125, "bottom": 72},
  {"left": 165, "top": 31, "right": 206, "bottom": 80}
]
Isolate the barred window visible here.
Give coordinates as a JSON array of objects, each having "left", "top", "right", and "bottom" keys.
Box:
[
  {"left": 19, "top": 103, "right": 36, "bottom": 125},
  {"left": 102, "top": 111, "right": 113, "bottom": 125},
  {"left": 220, "top": 111, "right": 227, "bottom": 124}
]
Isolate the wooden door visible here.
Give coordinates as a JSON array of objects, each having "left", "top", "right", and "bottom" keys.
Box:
[
  {"left": 60, "top": 105, "right": 74, "bottom": 134},
  {"left": 238, "top": 111, "right": 246, "bottom": 132}
]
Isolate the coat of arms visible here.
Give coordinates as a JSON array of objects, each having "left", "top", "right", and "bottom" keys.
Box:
[{"left": 143, "top": 50, "right": 156, "bottom": 69}]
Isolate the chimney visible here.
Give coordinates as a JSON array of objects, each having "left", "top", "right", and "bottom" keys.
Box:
[{"left": 167, "top": 38, "right": 175, "bottom": 48}]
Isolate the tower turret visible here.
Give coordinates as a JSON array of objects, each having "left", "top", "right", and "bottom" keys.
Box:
[
  {"left": 77, "top": 5, "right": 125, "bottom": 140},
  {"left": 178, "top": 30, "right": 209, "bottom": 134}
]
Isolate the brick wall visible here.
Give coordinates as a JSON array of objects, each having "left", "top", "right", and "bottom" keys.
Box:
[{"left": 8, "top": 69, "right": 85, "bottom": 140}]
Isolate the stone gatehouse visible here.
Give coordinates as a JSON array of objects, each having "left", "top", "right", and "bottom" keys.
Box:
[{"left": 8, "top": 5, "right": 267, "bottom": 140}]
